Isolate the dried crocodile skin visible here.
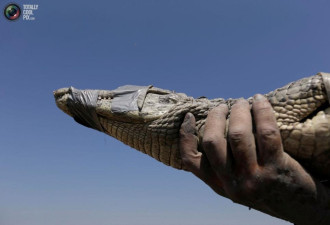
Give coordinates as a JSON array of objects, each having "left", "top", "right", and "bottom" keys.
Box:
[{"left": 54, "top": 72, "right": 330, "bottom": 178}]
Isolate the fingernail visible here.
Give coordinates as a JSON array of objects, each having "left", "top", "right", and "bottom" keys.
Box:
[
  {"left": 237, "top": 98, "right": 247, "bottom": 103},
  {"left": 184, "top": 113, "right": 191, "bottom": 121},
  {"left": 254, "top": 94, "right": 264, "bottom": 101}
]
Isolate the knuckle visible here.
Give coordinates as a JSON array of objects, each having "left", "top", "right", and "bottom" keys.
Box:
[
  {"left": 202, "top": 135, "right": 222, "bottom": 149},
  {"left": 228, "top": 129, "right": 246, "bottom": 143},
  {"left": 242, "top": 178, "right": 259, "bottom": 195},
  {"left": 228, "top": 169, "right": 263, "bottom": 201},
  {"left": 258, "top": 126, "right": 279, "bottom": 139}
]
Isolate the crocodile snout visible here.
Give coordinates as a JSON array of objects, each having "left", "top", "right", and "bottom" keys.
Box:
[{"left": 54, "top": 87, "right": 73, "bottom": 117}]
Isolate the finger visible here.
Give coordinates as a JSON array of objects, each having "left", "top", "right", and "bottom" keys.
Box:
[
  {"left": 179, "top": 113, "right": 226, "bottom": 196},
  {"left": 252, "top": 94, "right": 283, "bottom": 165},
  {"left": 228, "top": 99, "right": 257, "bottom": 174},
  {"left": 203, "top": 104, "right": 229, "bottom": 175},
  {"left": 179, "top": 112, "right": 200, "bottom": 173}
]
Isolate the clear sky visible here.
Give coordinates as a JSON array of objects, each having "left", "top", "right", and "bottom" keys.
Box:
[{"left": 1, "top": 1, "right": 330, "bottom": 225}]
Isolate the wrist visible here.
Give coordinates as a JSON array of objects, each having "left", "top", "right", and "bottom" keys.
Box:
[{"left": 289, "top": 179, "right": 330, "bottom": 225}]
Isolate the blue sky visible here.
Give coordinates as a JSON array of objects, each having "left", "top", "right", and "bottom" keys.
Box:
[{"left": 1, "top": 1, "right": 330, "bottom": 224}]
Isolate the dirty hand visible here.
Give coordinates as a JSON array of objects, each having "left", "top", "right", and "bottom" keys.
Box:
[{"left": 179, "top": 94, "right": 330, "bottom": 225}]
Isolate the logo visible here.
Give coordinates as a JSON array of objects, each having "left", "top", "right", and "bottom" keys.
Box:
[{"left": 4, "top": 3, "right": 21, "bottom": 21}]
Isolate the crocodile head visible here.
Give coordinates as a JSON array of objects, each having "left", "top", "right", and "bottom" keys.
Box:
[{"left": 54, "top": 85, "right": 189, "bottom": 130}]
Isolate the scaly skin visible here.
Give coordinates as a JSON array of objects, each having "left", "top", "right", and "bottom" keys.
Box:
[{"left": 54, "top": 72, "right": 330, "bottom": 178}]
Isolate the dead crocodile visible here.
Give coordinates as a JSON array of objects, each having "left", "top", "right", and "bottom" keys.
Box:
[{"left": 54, "top": 72, "right": 330, "bottom": 178}]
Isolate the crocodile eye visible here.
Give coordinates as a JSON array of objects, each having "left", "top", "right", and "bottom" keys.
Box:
[
  {"left": 168, "top": 96, "right": 178, "bottom": 103},
  {"left": 159, "top": 95, "right": 178, "bottom": 104}
]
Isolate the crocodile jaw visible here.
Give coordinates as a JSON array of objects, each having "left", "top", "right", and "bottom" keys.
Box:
[
  {"left": 54, "top": 86, "right": 189, "bottom": 128},
  {"left": 54, "top": 87, "right": 72, "bottom": 117}
]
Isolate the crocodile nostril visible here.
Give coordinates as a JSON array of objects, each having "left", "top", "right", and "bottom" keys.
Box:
[{"left": 54, "top": 87, "right": 70, "bottom": 99}]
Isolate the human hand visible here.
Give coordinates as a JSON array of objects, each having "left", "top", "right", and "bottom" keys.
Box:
[{"left": 179, "top": 94, "right": 330, "bottom": 225}]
